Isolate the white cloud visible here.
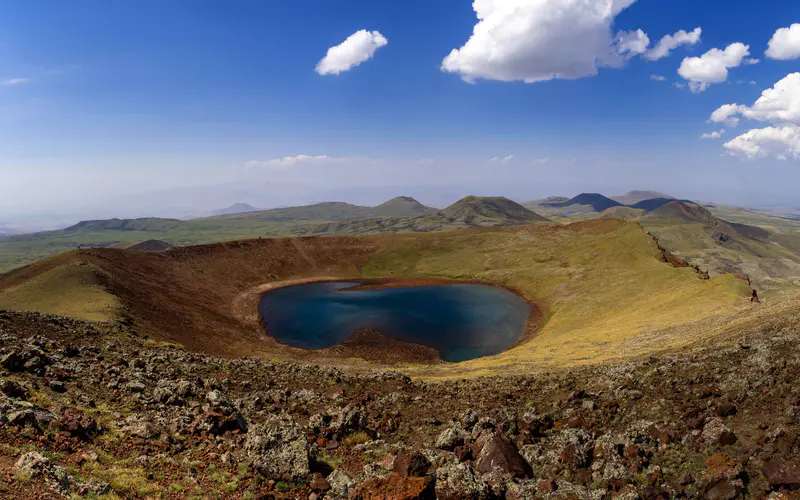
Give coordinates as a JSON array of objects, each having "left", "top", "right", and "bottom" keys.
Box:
[
  {"left": 532, "top": 157, "right": 550, "bottom": 165},
  {"left": 713, "top": 73, "right": 800, "bottom": 160},
  {"left": 315, "top": 30, "right": 388, "bottom": 76},
  {"left": 673, "top": 82, "right": 686, "bottom": 89},
  {"left": 615, "top": 29, "right": 650, "bottom": 58},
  {"left": 440, "top": 0, "right": 643, "bottom": 84},
  {"left": 489, "top": 155, "right": 517, "bottom": 164},
  {"left": 700, "top": 129, "right": 725, "bottom": 139},
  {"left": 644, "top": 28, "right": 701, "bottom": 61},
  {"left": 712, "top": 73, "right": 800, "bottom": 128},
  {"left": 740, "top": 72, "right": 800, "bottom": 124},
  {"left": 650, "top": 74, "right": 665, "bottom": 81},
  {"left": 677, "top": 42, "right": 752, "bottom": 92},
  {"left": 710, "top": 103, "right": 742, "bottom": 128},
  {"left": 766, "top": 24, "right": 800, "bottom": 60},
  {"left": 723, "top": 125, "right": 800, "bottom": 160},
  {"left": 1, "top": 78, "right": 30, "bottom": 86},
  {"left": 244, "top": 154, "right": 331, "bottom": 170}
]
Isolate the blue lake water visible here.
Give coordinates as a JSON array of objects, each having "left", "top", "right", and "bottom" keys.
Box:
[{"left": 258, "top": 281, "right": 531, "bottom": 362}]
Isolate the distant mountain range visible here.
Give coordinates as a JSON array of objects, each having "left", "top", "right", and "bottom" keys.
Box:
[
  {"left": 210, "top": 203, "right": 261, "bottom": 216},
  {"left": 526, "top": 192, "right": 680, "bottom": 214},
  {"left": 296, "top": 196, "right": 550, "bottom": 236},
  {"left": 610, "top": 190, "right": 674, "bottom": 205}
]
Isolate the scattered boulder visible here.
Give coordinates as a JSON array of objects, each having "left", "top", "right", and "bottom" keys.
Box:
[
  {"left": 14, "top": 452, "right": 71, "bottom": 495},
  {"left": 702, "top": 417, "right": 735, "bottom": 445},
  {"left": 462, "top": 409, "right": 479, "bottom": 430},
  {"left": 60, "top": 408, "right": 99, "bottom": 440},
  {"left": 436, "top": 424, "right": 466, "bottom": 451},
  {"left": 244, "top": 415, "right": 310, "bottom": 480},
  {"left": 125, "top": 380, "right": 146, "bottom": 394},
  {"left": 0, "top": 378, "right": 29, "bottom": 398},
  {"left": 193, "top": 406, "right": 248, "bottom": 436},
  {"left": 476, "top": 433, "right": 533, "bottom": 479},
  {"left": 327, "top": 469, "right": 356, "bottom": 499},
  {"left": 393, "top": 450, "right": 431, "bottom": 478},
  {"left": 206, "top": 389, "right": 230, "bottom": 407},
  {"left": 1, "top": 352, "right": 25, "bottom": 372},
  {"left": 49, "top": 380, "right": 67, "bottom": 393},
  {"left": 435, "top": 463, "right": 490, "bottom": 500},
  {"left": 331, "top": 404, "right": 366, "bottom": 435},
  {"left": 763, "top": 459, "right": 800, "bottom": 489},
  {"left": 715, "top": 403, "right": 738, "bottom": 418}
]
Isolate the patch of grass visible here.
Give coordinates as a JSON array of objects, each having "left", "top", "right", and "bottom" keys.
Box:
[
  {"left": 221, "top": 480, "right": 240, "bottom": 493},
  {"left": 342, "top": 431, "right": 370, "bottom": 446},
  {"left": 208, "top": 470, "right": 232, "bottom": 484},
  {"left": 144, "top": 339, "right": 183, "bottom": 349},
  {"left": 275, "top": 481, "right": 303, "bottom": 493},
  {"left": 82, "top": 462, "right": 160, "bottom": 497},
  {"left": 317, "top": 452, "right": 345, "bottom": 468},
  {"left": 13, "top": 471, "right": 31, "bottom": 485}
]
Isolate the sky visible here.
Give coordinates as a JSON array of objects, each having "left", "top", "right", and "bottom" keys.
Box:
[{"left": 1, "top": 0, "right": 800, "bottom": 226}]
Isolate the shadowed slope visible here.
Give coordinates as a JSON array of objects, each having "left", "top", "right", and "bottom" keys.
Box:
[
  {"left": 611, "top": 190, "right": 674, "bottom": 205},
  {"left": 542, "top": 193, "right": 622, "bottom": 212},
  {"left": 126, "top": 239, "right": 173, "bottom": 252}
]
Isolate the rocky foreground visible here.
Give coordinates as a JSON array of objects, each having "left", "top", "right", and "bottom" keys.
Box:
[{"left": 1, "top": 310, "right": 799, "bottom": 499}]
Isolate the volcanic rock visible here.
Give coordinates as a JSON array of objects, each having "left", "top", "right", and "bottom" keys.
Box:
[
  {"left": 475, "top": 433, "right": 533, "bottom": 479},
  {"left": 434, "top": 463, "right": 490, "bottom": 500},
  {"left": 763, "top": 459, "right": 800, "bottom": 489},
  {"left": 436, "top": 424, "right": 466, "bottom": 451},
  {"left": 393, "top": 450, "right": 431, "bottom": 478},
  {"left": 244, "top": 415, "right": 310, "bottom": 480}
]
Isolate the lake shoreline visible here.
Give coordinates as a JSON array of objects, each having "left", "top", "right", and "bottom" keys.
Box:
[{"left": 255, "top": 276, "right": 546, "bottom": 364}]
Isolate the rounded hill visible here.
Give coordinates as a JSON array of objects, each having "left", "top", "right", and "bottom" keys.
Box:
[{"left": 442, "top": 196, "right": 550, "bottom": 223}]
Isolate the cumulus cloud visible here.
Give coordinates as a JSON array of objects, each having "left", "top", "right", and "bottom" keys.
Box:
[
  {"left": 644, "top": 27, "right": 701, "bottom": 61},
  {"left": 714, "top": 73, "right": 800, "bottom": 159},
  {"left": 650, "top": 74, "right": 665, "bottom": 81},
  {"left": 615, "top": 29, "right": 650, "bottom": 58},
  {"left": 700, "top": 129, "right": 725, "bottom": 139},
  {"left": 315, "top": 30, "right": 388, "bottom": 76},
  {"left": 532, "top": 157, "right": 550, "bottom": 165},
  {"left": 723, "top": 125, "right": 800, "bottom": 160},
  {"left": 440, "top": 0, "right": 643, "bottom": 84},
  {"left": 766, "top": 24, "right": 800, "bottom": 60},
  {"left": 712, "top": 73, "right": 800, "bottom": 127},
  {"left": 677, "top": 43, "right": 752, "bottom": 92},
  {"left": 710, "top": 103, "right": 743, "bottom": 128},
  {"left": 1, "top": 78, "right": 30, "bottom": 86},
  {"left": 244, "top": 154, "right": 331, "bottom": 170}
]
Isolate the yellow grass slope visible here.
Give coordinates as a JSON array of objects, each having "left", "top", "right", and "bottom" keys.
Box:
[
  {"left": 362, "top": 219, "right": 752, "bottom": 376},
  {"left": 0, "top": 259, "right": 119, "bottom": 322}
]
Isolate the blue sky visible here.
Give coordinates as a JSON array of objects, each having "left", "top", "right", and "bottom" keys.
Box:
[{"left": 1, "top": 0, "right": 799, "bottom": 223}]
